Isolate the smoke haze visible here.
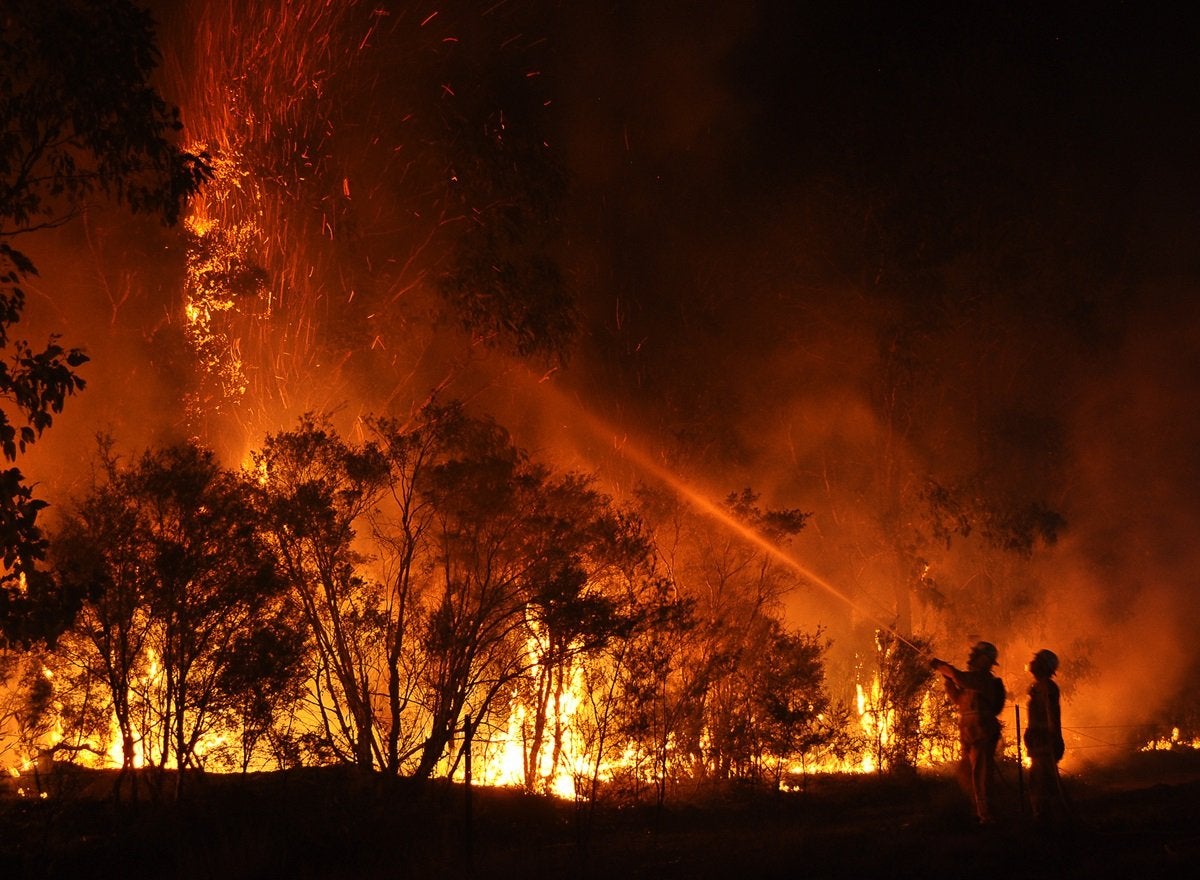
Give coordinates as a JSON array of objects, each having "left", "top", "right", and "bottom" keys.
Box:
[{"left": 16, "top": 1, "right": 1200, "bottom": 758}]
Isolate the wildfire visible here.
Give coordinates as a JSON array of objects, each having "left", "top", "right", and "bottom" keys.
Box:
[
  {"left": 1141, "top": 727, "right": 1200, "bottom": 752},
  {"left": 0, "top": 0, "right": 1094, "bottom": 805}
]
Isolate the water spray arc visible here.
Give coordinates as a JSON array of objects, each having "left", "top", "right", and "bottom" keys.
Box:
[{"left": 529, "top": 378, "right": 928, "bottom": 656}]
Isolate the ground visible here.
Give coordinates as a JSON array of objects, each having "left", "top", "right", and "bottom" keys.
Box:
[{"left": 3, "top": 752, "right": 1199, "bottom": 879}]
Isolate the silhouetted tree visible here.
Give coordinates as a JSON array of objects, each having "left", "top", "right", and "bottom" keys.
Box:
[
  {"left": 365, "top": 410, "right": 452, "bottom": 775},
  {"left": 410, "top": 411, "right": 558, "bottom": 779},
  {"left": 408, "top": 409, "right": 649, "bottom": 783},
  {"left": 859, "top": 629, "right": 936, "bottom": 773},
  {"left": 571, "top": 569, "right": 693, "bottom": 808},
  {"left": 215, "top": 603, "right": 311, "bottom": 772},
  {"left": 51, "top": 441, "right": 285, "bottom": 797},
  {"left": 255, "top": 415, "right": 389, "bottom": 771},
  {"left": 608, "top": 578, "right": 696, "bottom": 807},
  {"left": 636, "top": 486, "right": 809, "bottom": 782},
  {"left": 739, "top": 620, "right": 851, "bottom": 784},
  {"left": 1, "top": 0, "right": 208, "bottom": 645},
  {"left": 502, "top": 476, "right": 653, "bottom": 794},
  {"left": 51, "top": 442, "right": 155, "bottom": 793}
]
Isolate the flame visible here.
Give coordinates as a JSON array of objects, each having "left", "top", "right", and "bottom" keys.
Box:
[
  {"left": 856, "top": 680, "right": 883, "bottom": 773},
  {"left": 1142, "top": 727, "right": 1200, "bottom": 752},
  {"left": 472, "top": 633, "right": 591, "bottom": 797}
]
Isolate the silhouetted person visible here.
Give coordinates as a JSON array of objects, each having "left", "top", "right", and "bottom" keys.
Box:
[
  {"left": 1024, "top": 649, "right": 1064, "bottom": 824},
  {"left": 930, "top": 641, "right": 1006, "bottom": 824}
]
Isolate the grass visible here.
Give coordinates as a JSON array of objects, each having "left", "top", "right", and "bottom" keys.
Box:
[{"left": 4, "top": 752, "right": 1200, "bottom": 879}]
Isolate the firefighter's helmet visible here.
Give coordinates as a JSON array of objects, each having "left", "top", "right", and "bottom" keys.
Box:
[
  {"left": 1030, "top": 649, "right": 1059, "bottom": 678},
  {"left": 970, "top": 640, "right": 999, "bottom": 667}
]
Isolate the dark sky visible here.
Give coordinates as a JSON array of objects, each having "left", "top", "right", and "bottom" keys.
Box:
[
  {"left": 22, "top": 0, "right": 1200, "bottom": 746},
  {"left": 549, "top": 1, "right": 1198, "bottom": 429},
  {"left": 537, "top": 1, "right": 1200, "bottom": 740}
]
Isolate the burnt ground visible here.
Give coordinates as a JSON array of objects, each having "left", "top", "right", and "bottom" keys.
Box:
[{"left": 3, "top": 752, "right": 1200, "bottom": 880}]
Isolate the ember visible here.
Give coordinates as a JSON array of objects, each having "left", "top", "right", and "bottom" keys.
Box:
[{"left": 3, "top": 0, "right": 1199, "bottom": 835}]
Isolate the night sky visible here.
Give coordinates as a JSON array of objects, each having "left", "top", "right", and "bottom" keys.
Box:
[
  {"left": 536, "top": 2, "right": 1200, "bottom": 737},
  {"left": 21, "top": 1, "right": 1200, "bottom": 749}
]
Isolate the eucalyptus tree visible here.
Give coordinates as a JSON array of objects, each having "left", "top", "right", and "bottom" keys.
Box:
[
  {"left": 408, "top": 409, "right": 555, "bottom": 780},
  {"left": 254, "top": 415, "right": 389, "bottom": 770},
  {"left": 1, "top": 0, "right": 208, "bottom": 644},
  {"left": 503, "top": 474, "right": 653, "bottom": 794},
  {"left": 214, "top": 601, "right": 311, "bottom": 773},
  {"left": 592, "top": 575, "right": 695, "bottom": 807},
  {"left": 635, "top": 486, "right": 810, "bottom": 782},
  {"left": 363, "top": 408, "right": 454, "bottom": 775},
  {"left": 406, "top": 408, "right": 655, "bottom": 785},
  {"left": 52, "top": 441, "right": 287, "bottom": 795},
  {"left": 51, "top": 443, "right": 156, "bottom": 789},
  {"left": 741, "top": 620, "right": 855, "bottom": 783}
]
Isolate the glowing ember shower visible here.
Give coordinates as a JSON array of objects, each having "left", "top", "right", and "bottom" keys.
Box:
[{"left": 158, "top": 0, "right": 561, "bottom": 454}]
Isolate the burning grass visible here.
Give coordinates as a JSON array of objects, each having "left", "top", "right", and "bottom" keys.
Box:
[{"left": 4, "top": 752, "right": 1200, "bottom": 879}]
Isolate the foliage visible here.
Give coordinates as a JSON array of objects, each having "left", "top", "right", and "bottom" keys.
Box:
[
  {"left": 633, "top": 485, "right": 811, "bottom": 785},
  {"left": 412, "top": 407, "right": 637, "bottom": 781},
  {"left": 606, "top": 577, "right": 697, "bottom": 807},
  {"left": 861, "top": 629, "right": 937, "bottom": 773},
  {"left": 503, "top": 474, "right": 653, "bottom": 793},
  {"left": 0, "top": 246, "right": 89, "bottom": 645},
  {"left": 0, "top": 0, "right": 210, "bottom": 236},
  {"left": 1, "top": 0, "right": 210, "bottom": 646},
  {"left": 1, "top": 403, "right": 921, "bottom": 792},
  {"left": 0, "top": 649, "right": 56, "bottom": 771},
  {"left": 254, "top": 403, "right": 666, "bottom": 784},
  {"left": 50, "top": 444, "right": 154, "bottom": 781},
  {"left": 432, "top": 6, "right": 576, "bottom": 362},
  {"left": 50, "top": 440, "right": 289, "bottom": 793},
  {"left": 255, "top": 414, "right": 389, "bottom": 771},
  {"left": 921, "top": 478, "right": 1065, "bottom": 557},
  {"left": 752, "top": 622, "right": 838, "bottom": 769}
]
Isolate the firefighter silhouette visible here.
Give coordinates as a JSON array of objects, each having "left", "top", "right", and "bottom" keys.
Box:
[
  {"left": 930, "top": 641, "right": 1006, "bottom": 824},
  {"left": 1023, "top": 649, "right": 1065, "bottom": 823}
]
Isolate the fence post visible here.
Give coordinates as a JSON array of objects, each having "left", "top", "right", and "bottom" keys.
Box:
[
  {"left": 465, "top": 713, "right": 474, "bottom": 871},
  {"left": 1014, "top": 703, "right": 1025, "bottom": 814}
]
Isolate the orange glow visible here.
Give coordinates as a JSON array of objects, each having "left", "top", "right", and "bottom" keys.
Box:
[{"left": 1142, "top": 727, "right": 1200, "bottom": 752}]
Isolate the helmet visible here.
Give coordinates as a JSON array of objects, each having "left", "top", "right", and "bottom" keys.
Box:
[
  {"left": 1030, "top": 649, "right": 1059, "bottom": 677},
  {"left": 970, "top": 641, "right": 999, "bottom": 667}
]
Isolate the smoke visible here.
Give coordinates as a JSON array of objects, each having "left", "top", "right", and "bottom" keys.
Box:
[
  {"left": 1044, "top": 291, "right": 1200, "bottom": 746},
  {"left": 13, "top": 1, "right": 1200, "bottom": 758},
  {"left": 541, "top": 0, "right": 1200, "bottom": 749}
]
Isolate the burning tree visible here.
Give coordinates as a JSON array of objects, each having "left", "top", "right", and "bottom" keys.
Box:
[
  {"left": 50, "top": 441, "right": 291, "bottom": 796},
  {"left": 634, "top": 486, "right": 816, "bottom": 786},
  {"left": 50, "top": 446, "right": 156, "bottom": 789},
  {"left": 158, "top": 0, "right": 575, "bottom": 453},
  {"left": 0, "top": 649, "right": 56, "bottom": 777},
  {"left": 608, "top": 581, "right": 697, "bottom": 807},
  {"left": 250, "top": 402, "right": 661, "bottom": 785},
  {"left": 255, "top": 415, "right": 390, "bottom": 770},
  {"left": 495, "top": 477, "right": 651, "bottom": 795},
  {"left": 857, "top": 629, "right": 938, "bottom": 773},
  {"left": 365, "top": 412, "right": 449, "bottom": 775},
  {"left": 568, "top": 567, "right": 689, "bottom": 806},
  {"left": 409, "top": 408, "right": 647, "bottom": 783}
]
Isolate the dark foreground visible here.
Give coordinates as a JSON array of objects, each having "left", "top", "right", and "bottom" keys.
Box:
[{"left": 4, "top": 752, "right": 1200, "bottom": 880}]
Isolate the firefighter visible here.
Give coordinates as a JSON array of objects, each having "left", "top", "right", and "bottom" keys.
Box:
[
  {"left": 930, "top": 641, "right": 1006, "bottom": 824},
  {"left": 1023, "top": 649, "right": 1064, "bottom": 823}
]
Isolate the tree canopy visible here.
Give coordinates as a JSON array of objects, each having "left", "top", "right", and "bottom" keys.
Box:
[{"left": 1, "top": 0, "right": 209, "bottom": 645}]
